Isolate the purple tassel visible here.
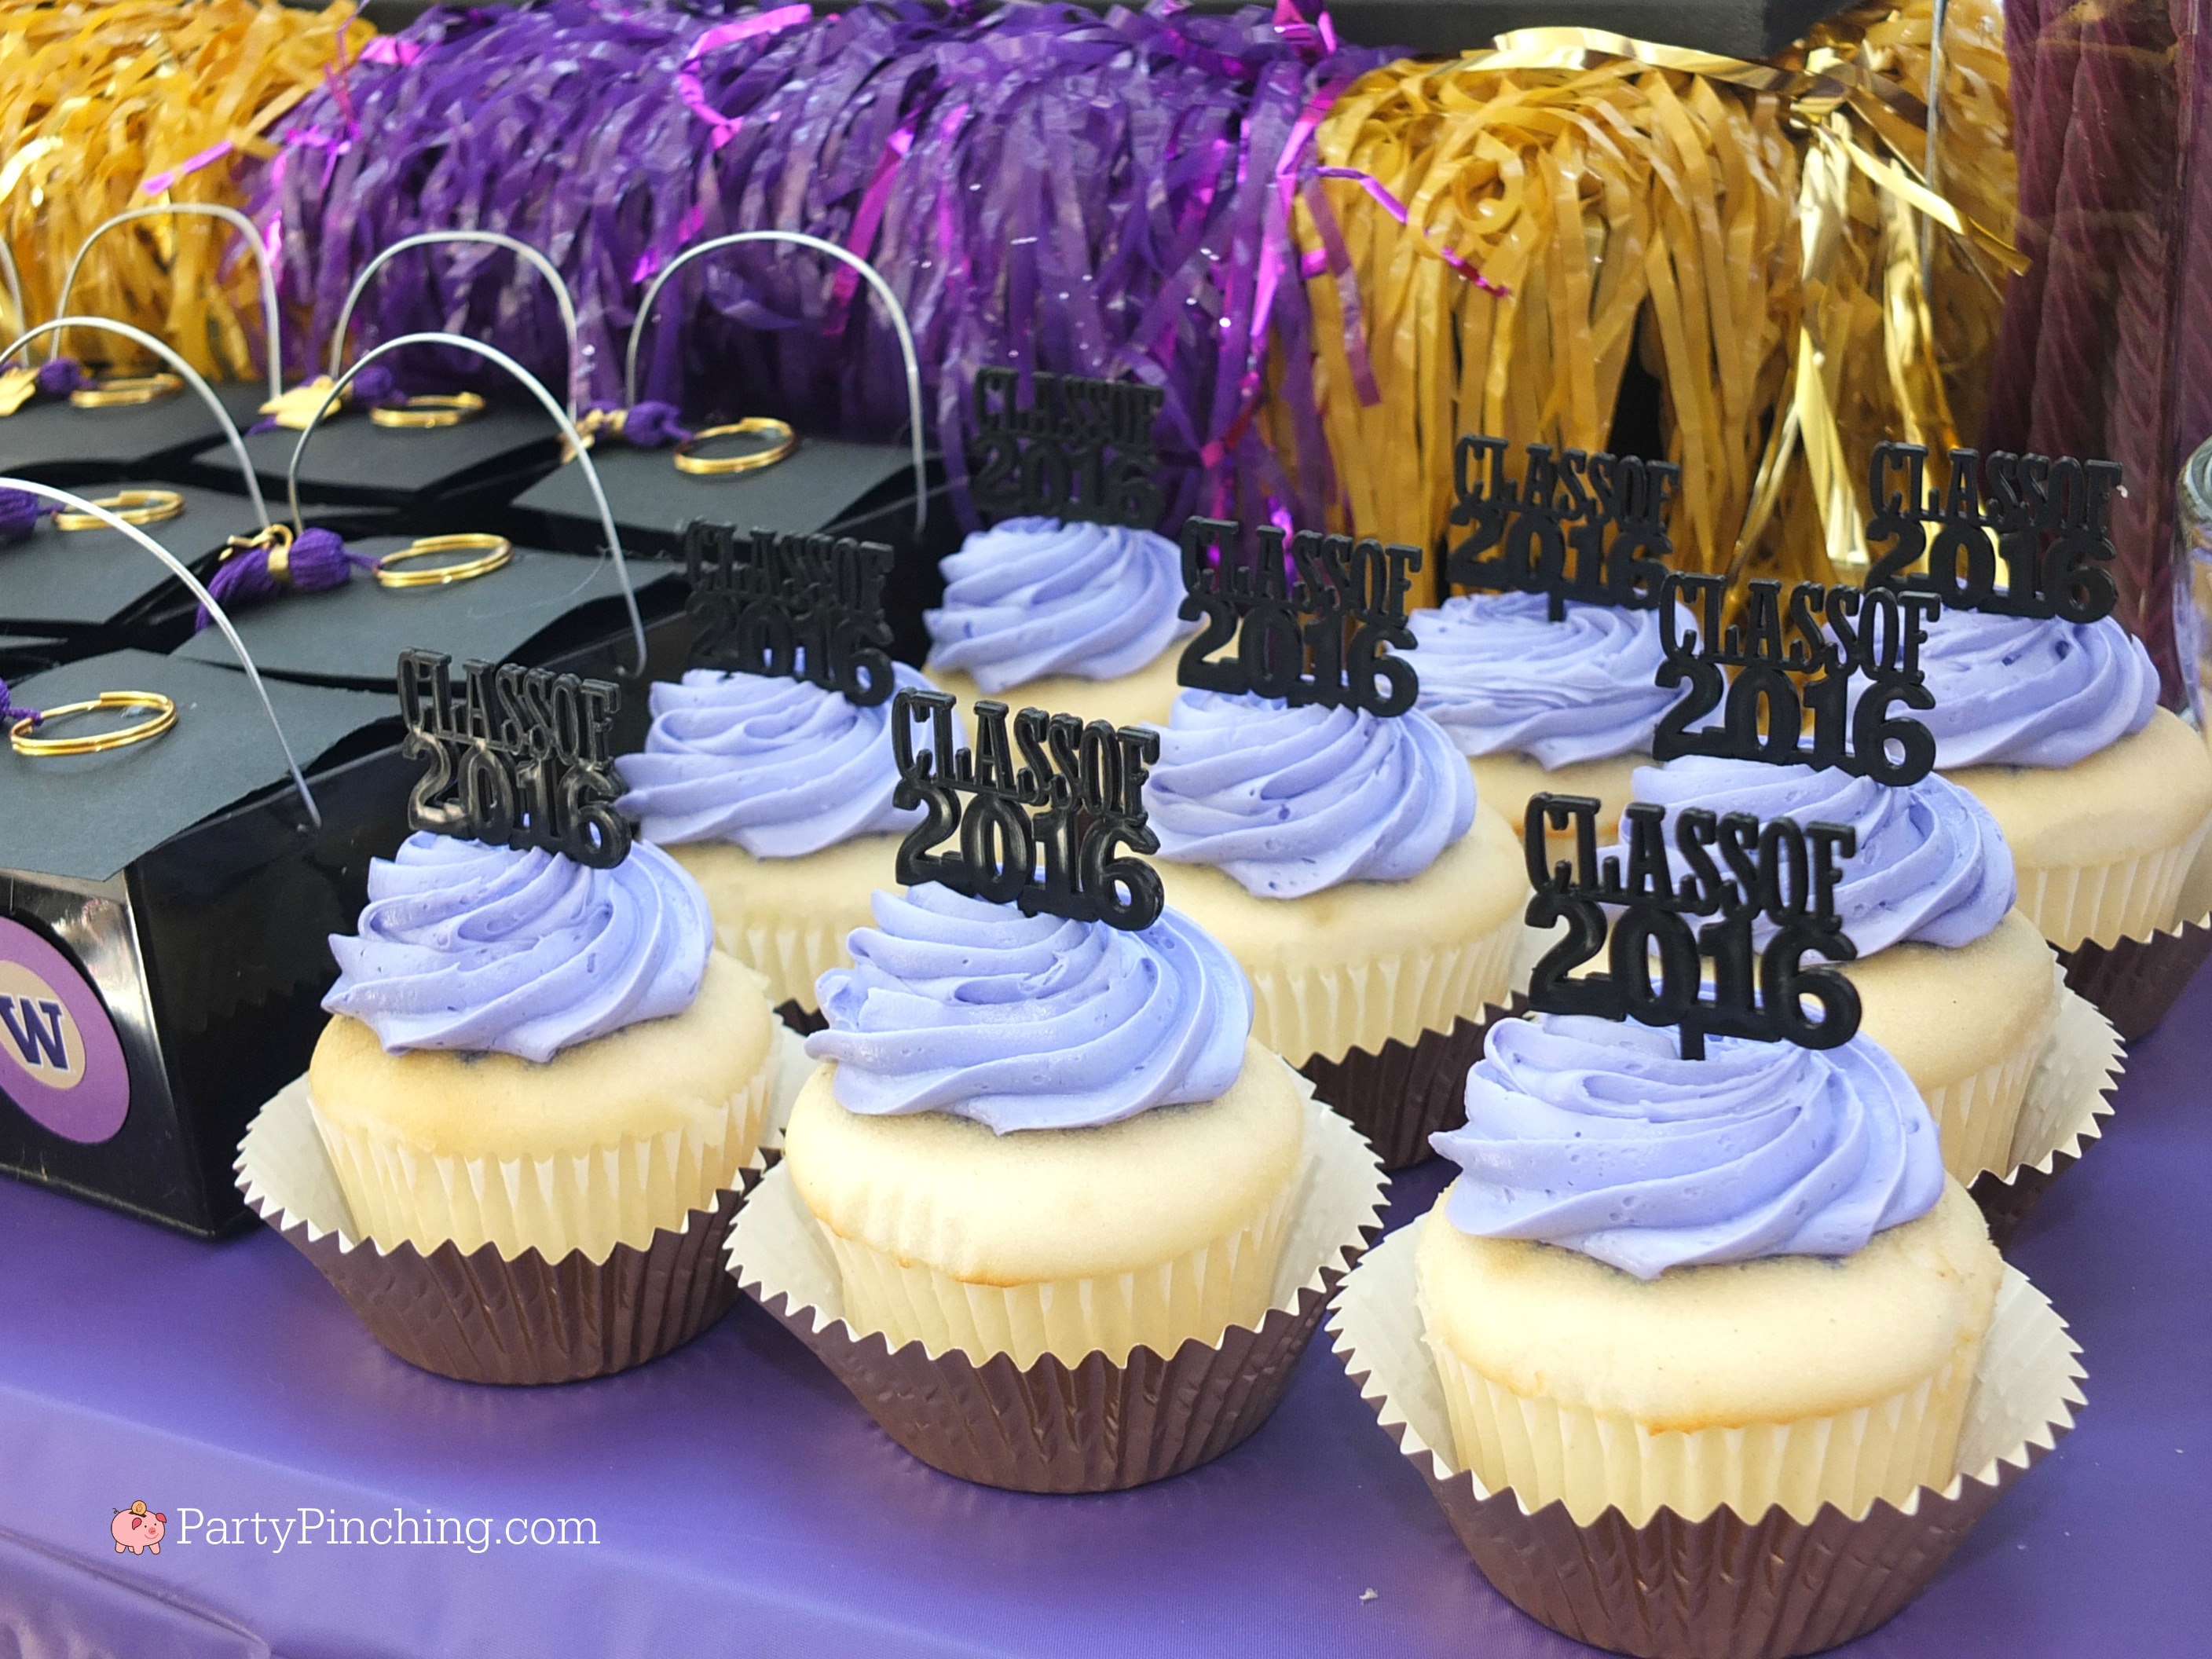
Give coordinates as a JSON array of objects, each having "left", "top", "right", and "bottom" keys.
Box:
[
  {"left": 0, "top": 676, "right": 38, "bottom": 731},
  {"left": 195, "top": 526, "right": 374, "bottom": 631},
  {"left": 620, "top": 401, "right": 690, "bottom": 447},
  {"left": 350, "top": 362, "right": 401, "bottom": 408},
  {"left": 35, "top": 357, "right": 85, "bottom": 398},
  {"left": 0, "top": 487, "right": 42, "bottom": 542}
]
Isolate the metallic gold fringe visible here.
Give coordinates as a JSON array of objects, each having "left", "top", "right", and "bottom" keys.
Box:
[
  {"left": 1282, "top": 0, "right": 2016, "bottom": 602},
  {"left": 0, "top": 2, "right": 372, "bottom": 377}
]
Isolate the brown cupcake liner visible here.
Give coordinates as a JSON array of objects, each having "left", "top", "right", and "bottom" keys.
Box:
[
  {"left": 233, "top": 1029, "right": 814, "bottom": 1387},
  {"left": 775, "top": 999, "right": 829, "bottom": 1036},
  {"left": 727, "top": 1075, "right": 1387, "bottom": 1492},
  {"left": 1967, "top": 980, "right": 2123, "bottom": 1251},
  {"left": 2055, "top": 910, "right": 2212, "bottom": 1039},
  {"left": 1330, "top": 1226, "right": 2085, "bottom": 1659},
  {"left": 1298, "top": 998, "right": 1527, "bottom": 1170}
]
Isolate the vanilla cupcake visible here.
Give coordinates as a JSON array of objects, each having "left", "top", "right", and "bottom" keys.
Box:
[
  {"left": 309, "top": 834, "right": 775, "bottom": 1261},
  {"left": 1143, "top": 689, "right": 1529, "bottom": 1165},
  {"left": 923, "top": 515, "right": 1192, "bottom": 728},
  {"left": 1913, "top": 610, "right": 2212, "bottom": 949},
  {"left": 1614, "top": 756, "right": 2055, "bottom": 1181},
  {"left": 1418, "top": 1014, "right": 2003, "bottom": 1525},
  {"left": 1409, "top": 591, "right": 1686, "bottom": 840},
  {"left": 782, "top": 885, "right": 1305, "bottom": 1366},
  {"left": 616, "top": 663, "right": 953, "bottom": 1024}
]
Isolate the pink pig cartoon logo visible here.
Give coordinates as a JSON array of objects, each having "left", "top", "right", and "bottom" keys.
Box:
[{"left": 111, "top": 1501, "right": 166, "bottom": 1555}]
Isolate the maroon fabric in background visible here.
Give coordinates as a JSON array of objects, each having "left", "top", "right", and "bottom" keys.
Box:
[{"left": 1986, "top": 0, "right": 2207, "bottom": 708}]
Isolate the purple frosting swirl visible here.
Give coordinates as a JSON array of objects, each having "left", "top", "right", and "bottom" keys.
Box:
[
  {"left": 1615, "top": 756, "right": 2014, "bottom": 954},
  {"left": 1408, "top": 592, "right": 1686, "bottom": 765},
  {"left": 1910, "top": 610, "right": 2157, "bottom": 767},
  {"left": 804, "top": 885, "right": 1251, "bottom": 1133},
  {"left": 925, "top": 516, "right": 1193, "bottom": 690},
  {"left": 1144, "top": 690, "right": 1476, "bottom": 898},
  {"left": 1432, "top": 1013, "right": 1945, "bottom": 1279},
  {"left": 616, "top": 663, "right": 952, "bottom": 855},
  {"left": 324, "top": 833, "right": 712, "bottom": 1063}
]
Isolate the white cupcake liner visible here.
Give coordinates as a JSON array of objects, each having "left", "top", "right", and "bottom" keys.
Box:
[
  {"left": 1968, "top": 979, "right": 2123, "bottom": 1250},
  {"left": 233, "top": 1029, "right": 811, "bottom": 1385},
  {"left": 2014, "top": 821, "right": 2210, "bottom": 953},
  {"left": 727, "top": 1071, "right": 1386, "bottom": 1492},
  {"left": 1253, "top": 910, "right": 1522, "bottom": 1067},
  {"left": 1331, "top": 1226, "right": 2083, "bottom": 1659}
]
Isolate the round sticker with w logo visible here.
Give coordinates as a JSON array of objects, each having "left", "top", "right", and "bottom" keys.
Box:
[{"left": 0, "top": 916, "right": 129, "bottom": 1144}]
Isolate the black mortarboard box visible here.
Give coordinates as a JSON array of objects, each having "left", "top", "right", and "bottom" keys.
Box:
[
  {"left": 2, "top": 484, "right": 295, "bottom": 656},
  {"left": 182, "top": 401, "right": 562, "bottom": 524},
  {"left": 168, "top": 537, "right": 694, "bottom": 753},
  {"left": 507, "top": 439, "right": 956, "bottom": 667},
  {"left": 1188, "top": 0, "right": 1857, "bottom": 57},
  {"left": 0, "top": 650, "right": 406, "bottom": 1236},
  {"left": 0, "top": 383, "right": 270, "bottom": 489}
]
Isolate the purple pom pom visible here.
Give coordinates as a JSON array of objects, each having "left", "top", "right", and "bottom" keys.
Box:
[
  {"left": 35, "top": 357, "right": 86, "bottom": 398},
  {"left": 620, "top": 401, "right": 689, "bottom": 448},
  {"left": 0, "top": 487, "right": 42, "bottom": 542},
  {"left": 195, "top": 526, "right": 375, "bottom": 630},
  {"left": 0, "top": 676, "right": 38, "bottom": 730}
]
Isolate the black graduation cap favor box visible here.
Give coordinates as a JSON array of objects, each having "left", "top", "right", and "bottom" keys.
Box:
[
  {"left": 183, "top": 401, "right": 562, "bottom": 522},
  {"left": 511, "top": 230, "right": 956, "bottom": 661},
  {"left": 0, "top": 380, "right": 272, "bottom": 489},
  {"left": 0, "top": 650, "right": 407, "bottom": 1236},
  {"left": 0, "top": 482, "right": 331, "bottom": 655},
  {"left": 1174, "top": 0, "right": 1856, "bottom": 57},
  {"left": 167, "top": 536, "right": 691, "bottom": 753}
]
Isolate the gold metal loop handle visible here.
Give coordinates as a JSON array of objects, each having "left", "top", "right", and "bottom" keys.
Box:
[
  {"left": 374, "top": 533, "right": 513, "bottom": 589},
  {"left": 672, "top": 417, "right": 797, "bottom": 477},
  {"left": 70, "top": 372, "right": 184, "bottom": 409},
  {"left": 53, "top": 489, "right": 185, "bottom": 531},
  {"left": 368, "top": 391, "right": 487, "bottom": 430},
  {"left": 10, "top": 691, "right": 178, "bottom": 756}
]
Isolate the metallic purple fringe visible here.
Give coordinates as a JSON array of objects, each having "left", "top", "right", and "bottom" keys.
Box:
[{"left": 250, "top": 2, "right": 1394, "bottom": 529}]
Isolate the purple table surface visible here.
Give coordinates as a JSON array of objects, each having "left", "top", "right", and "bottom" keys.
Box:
[{"left": 2, "top": 982, "right": 2207, "bottom": 1659}]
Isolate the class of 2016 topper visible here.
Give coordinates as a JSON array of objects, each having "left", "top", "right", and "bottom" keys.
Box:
[
  {"left": 1446, "top": 436, "right": 1684, "bottom": 617},
  {"left": 890, "top": 687, "right": 1164, "bottom": 932},
  {"left": 1651, "top": 571, "right": 1943, "bottom": 786},
  {"left": 1522, "top": 791, "right": 1862, "bottom": 1060},
  {"left": 969, "top": 369, "right": 1167, "bottom": 529},
  {"left": 396, "top": 649, "right": 629, "bottom": 867},
  {"left": 681, "top": 522, "right": 898, "bottom": 706},
  {"left": 1864, "top": 442, "right": 2124, "bottom": 623},
  {"left": 1177, "top": 517, "right": 1424, "bottom": 715}
]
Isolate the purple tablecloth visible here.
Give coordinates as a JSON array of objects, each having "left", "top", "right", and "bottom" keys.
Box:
[{"left": 2, "top": 976, "right": 2207, "bottom": 1659}]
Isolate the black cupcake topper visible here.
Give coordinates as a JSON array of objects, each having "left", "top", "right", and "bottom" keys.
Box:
[
  {"left": 680, "top": 522, "right": 897, "bottom": 706},
  {"left": 1447, "top": 436, "right": 1683, "bottom": 619},
  {"left": 890, "top": 686, "right": 1163, "bottom": 931},
  {"left": 1522, "top": 791, "right": 1862, "bottom": 1060},
  {"left": 396, "top": 648, "right": 629, "bottom": 867},
  {"left": 969, "top": 368, "right": 1166, "bottom": 529},
  {"left": 1176, "top": 515, "right": 1423, "bottom": 715},
  {"left": 1865, "top": 442, "right": 2123, "bottom": 623},
  {"left": 1650, "top": 572, "right": 1942, "bottom": 786}
]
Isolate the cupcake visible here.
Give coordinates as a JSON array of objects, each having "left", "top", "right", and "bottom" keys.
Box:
[
  {"left": 1912, "top": 609, "right": 2212, "bottom": 950},
  {"left": 782, "top": 884, "right": 1305, "bottom": 1366},
  {"left": 308, "top": 833, "right": 776, "bottom": 1262},
  {"left": 616, "top": 662, "right": 954, "bottom": 1027},
  {"left": 1418, "top": 1013, "right": 2004, "bottom": 1526},
  {"left": 923, "top": 515, "right": 1192, "bottom": 729},
  {"left": 1613, "top": 756, "right": 2056, "bottom": 1182},
  {"left": 1409, "top": 591, "right": 1684, "bottom": 840},
  {"left": 1142, "top": 689, "right": 1529, "bottom": 1165}
]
